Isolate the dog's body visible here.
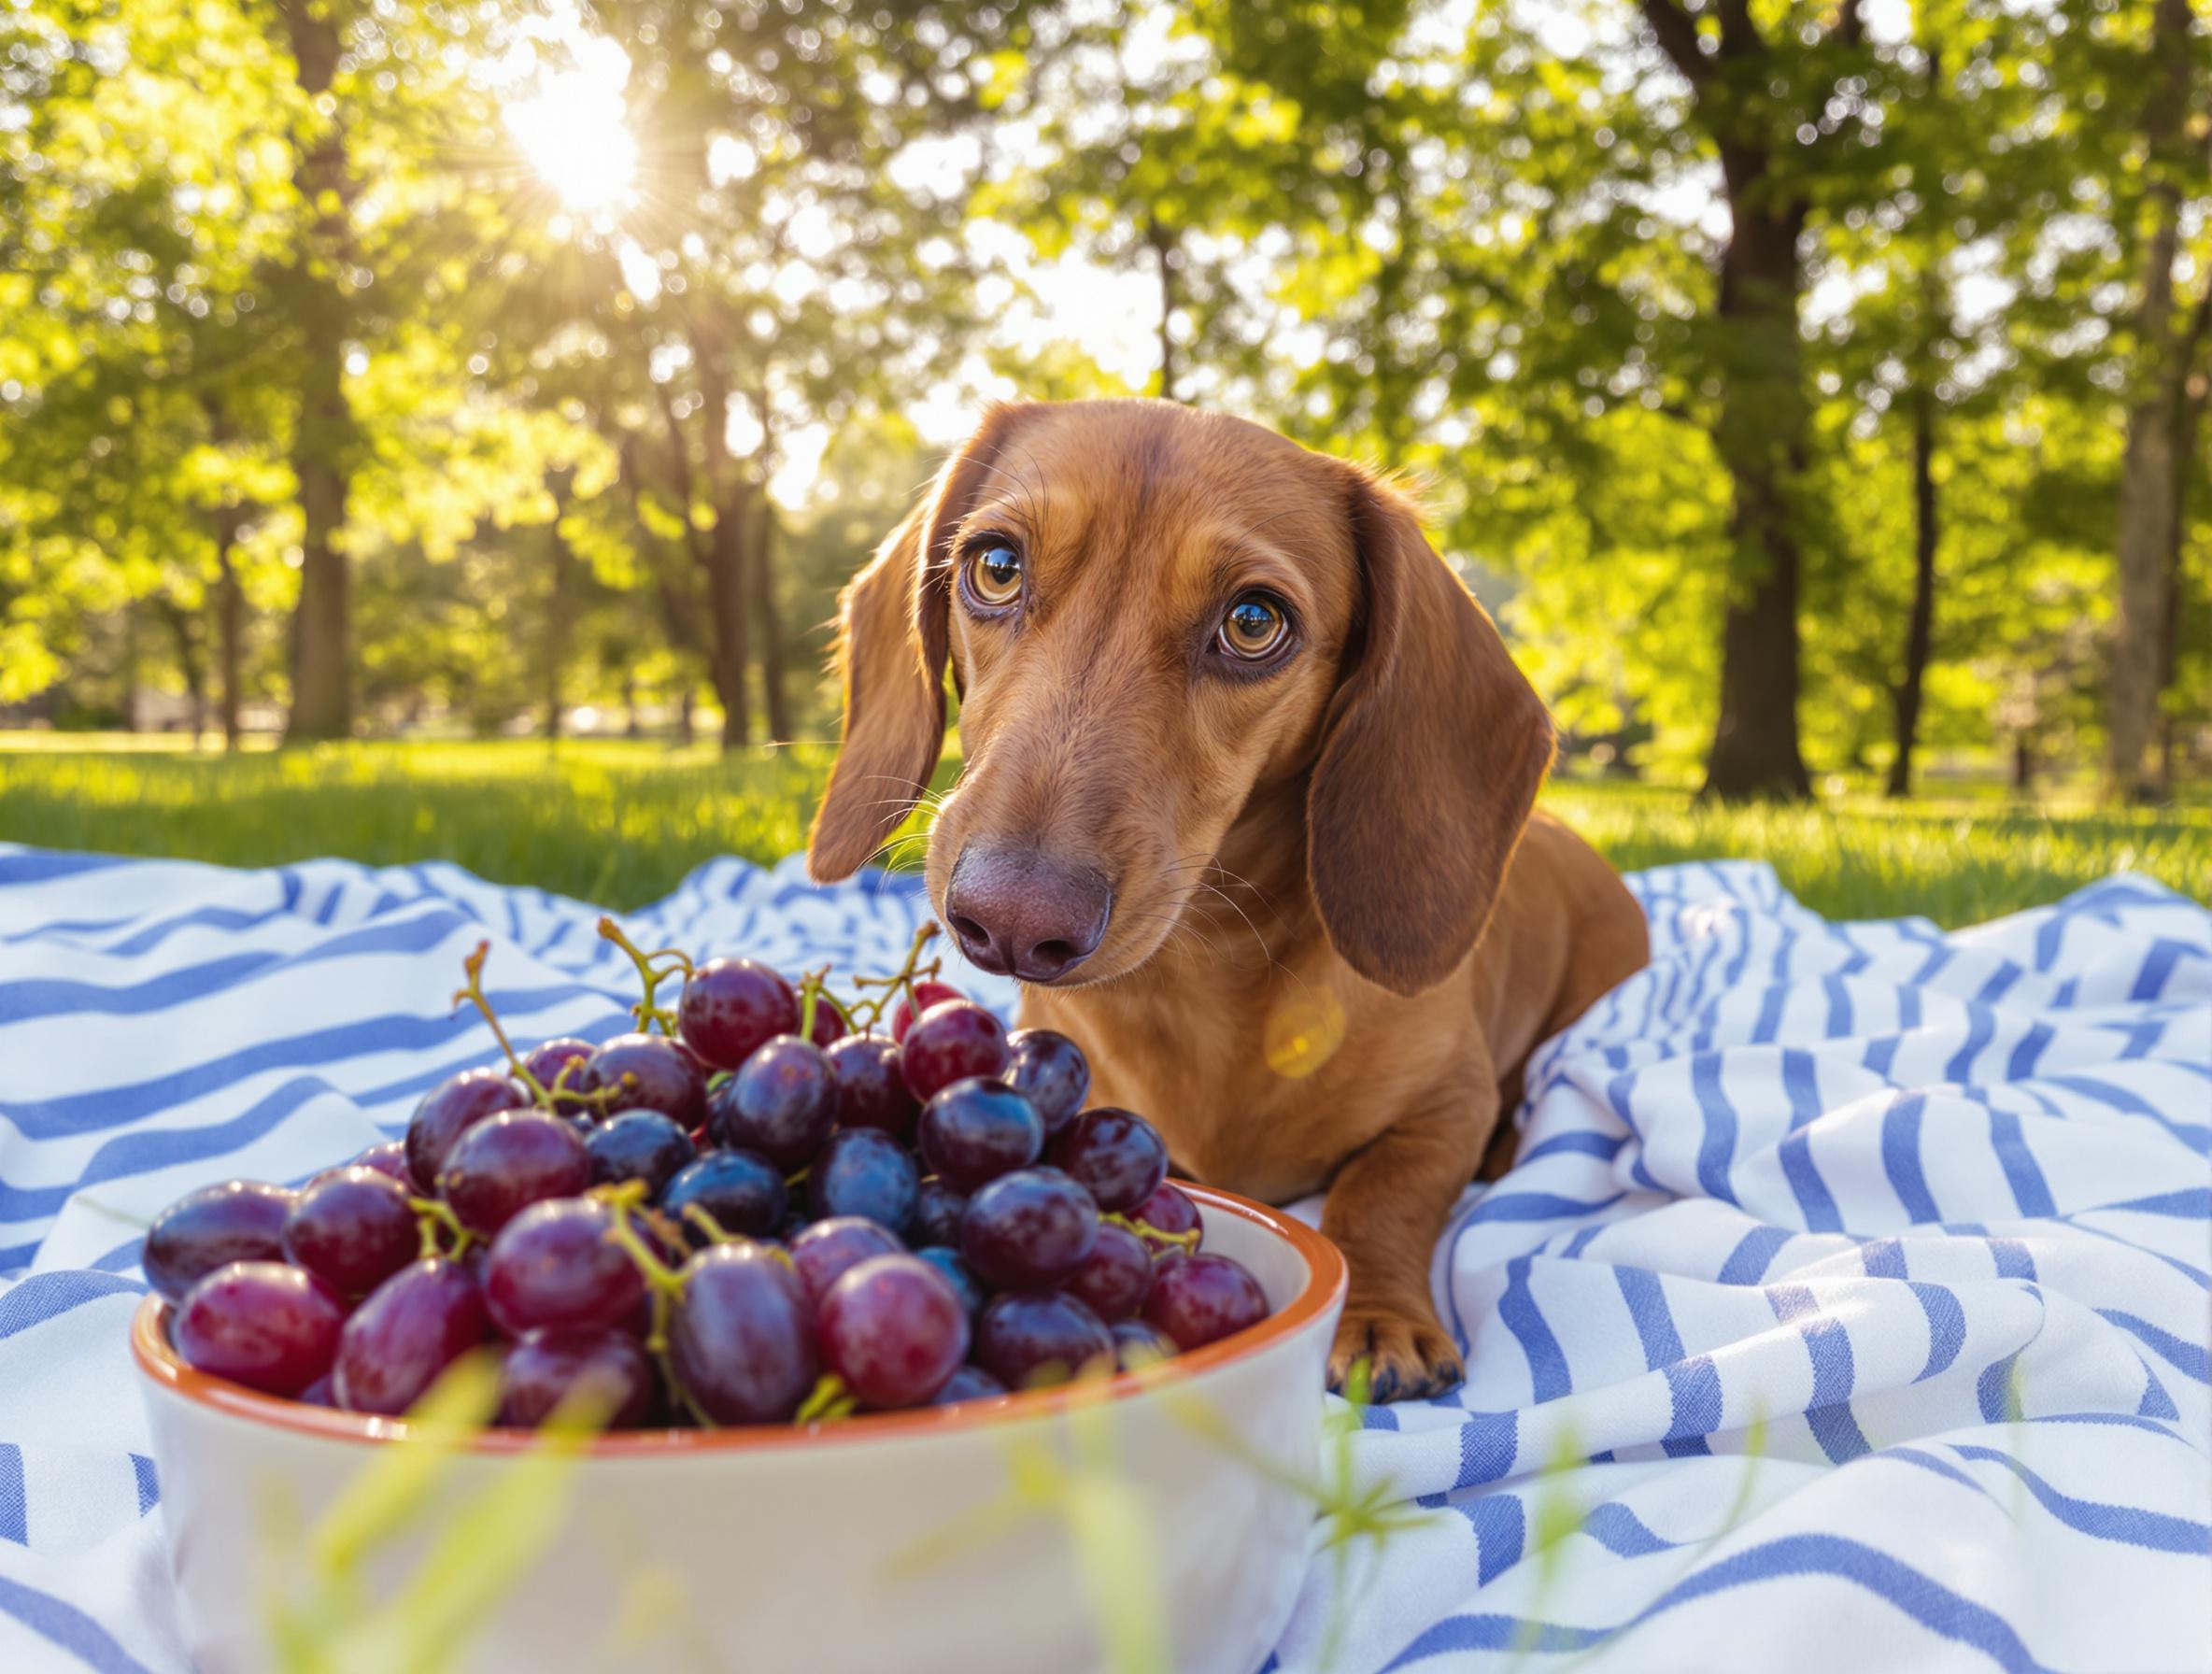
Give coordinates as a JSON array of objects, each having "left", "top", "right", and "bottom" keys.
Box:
[{"left": 808, "top": 398, "right": 1648, "bottom": 1398}]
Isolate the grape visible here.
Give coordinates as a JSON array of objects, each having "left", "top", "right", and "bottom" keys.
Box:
[
  {"left": 912, "top": 1177, "right": 969, "bottom": 1248},
  {"left": 1131, "top": 1181, "right": 1201, "bottom": 1247},
  {"left": 817, "top": 1255, "right": 970, "bottom": 1410},
  {"left": 974, "top": 1291, "right": 1114, "bottom": 1391},
  {"left": 708, "top": 1036, "right": 834, "bottom": 1169},
  {"left": 333, "top": 1257, "right": 489, "bottom": 1416},
  {"left": 173, "top": 1261, "right": 345, "bottom": 1397},
  {"left": 915, "top": 1078, "right": 1042, "bottom": 1190},
  {"left": 788, "top": 1216, "right": 903, "bottom": 1304},
  {"left": 438, "top": 1113, "right": 592, "bottom": 1236},
  {"left": 890, "top": 979, "right": 964, "bottom": 1042},
  {"left": 931, "top": 1364, "right": 1007, "bottom": 1406},
  {"left": 483, "top": 1199, "right": 647, "bottom": 1338},
  {"left": 825, "top": 1035, "right": 916, "bottom": 1138},
  {"left": 579, "top": 1033, "right": 707, "bottom": 1129},
  {"left": 915, "top": 1245, "right": 985, "bottom": 1320},
  {"left": 807, "top": 1002, "right": 847, "bottom": 1048},
  {"left": 1060, "top": 1221, "right": 1154, "bottom": 1322},
  {"left": 959, "top": 1167, "right": 1099, "bottom": 1290},
  {"left": 144, "top": 1180, "right": 294, "bottom": 1303},
  {"left": 282, "top": 1167, "right": 418, "bottom": 1298},
  {"left": 1049, "top": 1108, "right": 1169, "bottom": 1214},
  {"left": 405, "top": 1069, "right": 530, "bottom": 1189},
  {"left": 1004, "top": 1029, "right": 1091, "bottom": 1137},
  {"left": 352, "top": 1141, "right": 410, "bottom": 1183},
  {"left": 662, "top": 1151, "right": 787, "bottom": 1244},
  {"left": 900, "top": 1000, "right": 1010, "bottom": 1100},
  {"left": 499, "top": 1327, "right": 656, "bottom": 1429},
  {"left": 298, "top": 1373, "right": 336, "bottom": 1407},
  {"left": 809, "top": 1127, "right": 919, "bottom": 1234},
  {"left": 585, "top": 1110, "right": 696, "bottom": 1199},
  {"left": 669, "top": 1242, "right": 818, "bottom": 1424},
  {"left": 1110, "top": 1318, "right": 1179, "bottom": 1371},
  {"left": 519, "top": 1037, "right": 597, "bottom": 1114},
  {"left": 677, "top": 958, "right": 799, "bottom": 1071},
  {"left": 1141, "top": 1253, "right": 1268, "bottom": 1352}
]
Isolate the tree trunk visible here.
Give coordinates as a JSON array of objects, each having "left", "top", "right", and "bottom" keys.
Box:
[
  {"left": 1702, "top": 182, "right": 1813, "bottom": 801},
  {"left": 2156, "top": 273, "right": 2211, "bottom": 793},
  {"left": 157, "top": 598, "right": 207, "bottom": 747},
  {"left": 677, "top": 684, "right": 696, "bottom": 747},
  {"left": 2106, "top": 0, "right": 2194, "bottom": 802},
  {"left": 278, "top": 0, "right": 356, "bottom": 743},
  {"left": 121, "top": 603, "right": 142, "bottom": 731},
  {"left": 1889, "top": 366, "right": 1939, "bottom": 799},
  {"left": 2011, "top": 733, "right": 2034, "bottom": 794},
  {"left": 1147, "top": 216, "right": 1180, "bottom": 403},
  {"left": 212, "top": 517, "right": 245, "bottom": 751},
  {"left": 749, "top": 495, "right": 793, "bottom": 744},
  {"left": 543, "top": 528, "right": 570, "bottom": 742},
  {"left": 656, "top": 372, "right": 749, "bottom": 750}
]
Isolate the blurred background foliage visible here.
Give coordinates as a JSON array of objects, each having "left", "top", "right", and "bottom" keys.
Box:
[{"left": 0, "top": 0, "right": 2205, "bottom": 804}]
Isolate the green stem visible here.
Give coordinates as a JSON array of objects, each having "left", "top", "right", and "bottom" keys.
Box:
[{"left": 449, "top": 940, "right": 556, "bottom": 1104}]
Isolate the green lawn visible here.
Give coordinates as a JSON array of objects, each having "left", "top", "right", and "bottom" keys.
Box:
[{"left": 0, "top": 735, "right": 2204, "bottom": 924}]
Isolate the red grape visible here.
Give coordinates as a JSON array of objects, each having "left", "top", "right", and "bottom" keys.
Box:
[
  {"left": 662, "top": 1151, "right": 787, "bottom": 1244},
  {"left": 1060, "top": 1221, "right": 1154, "bottom": 1322},
  {"left": 333, "top": 1257, "right": 489, "bottom": 1415},
  {"left": 499, "top": 1327, "right": 656, "bottom": 1429},
  {"left": 1141, "top": 1253, "right": 1268, "bottom": 1352},
  {"left": 678, "top": 958, "right": 799, "bottom": 1070},
  {"left": 1049, "top": 1108, "right": 1169, "bottom": 1214},
  {"left": 669, "top": 1242, "right": 818, "bottom": 1424},
  {"left": 352, "top": 1141, "right": 410, "bottom": 1183},
  {"left": 438, "top": 1114, "right": 591, "bottom": 1236},
  {"left": 818, "top": 1255, "right": 970, "bottom": 1410},
  {"left": 912, "top": 1176, "right": 969, "bottom": 1247},
  {"left": 173, "top": 1260, "right": 345, "bottom": 1397},
  {"left": 900, "top": 1000, "right": 1009, "bottom": 1100},
  {"left": 282, "top": 1167, "right": 418, "bottom": 1298},
  {"left": 915, "top": 1078, "right": 1042, "bottom": 1190},
  {"left": 708, "top": 1036, "right": 834, "bottom": 1168},
  {"left": 931, "top": 1364, "right": 1007, "bottom": 1406},
  {"left": 789, "top": 1216, "right": 904, "bottom": 1304},
  {"left": 890, "top": 979, "right": 964, "bottom": 1042},
  {"left": 824, "top": 1035, "right": 916, "bottom": 1138},
  {"left": 1110, "top": 1318, "right": 1178, "bottom": 1370},
  {"left": 807, "top": 1002, "right": 847, "bottom": 1048},
  {"left": 145, "top": 1180, "right": 294, "bottom": 1303},
  {"left": 974, "top": 1291, "right": 1114, "bottom": 1390},
  {"left": 1004, "top": 1029, "right": 1091, "bottom": 1137},
  {"left": 579, "top": 1033, "right": 707, "bottom": 1129},
  {"left": 585, "top": 1110, "right": 696, "bottom": 1199},
  {"left": 518, "top": 1037, "right": 597, "bottom": 1113},
  {"left": 1131, "top": 1181, "right": 1202, "bottom": 1247},
  {"left": 960, "top": 1167, "right": 1099, "bottom": 1290},
  {"left": 809, "top": 1128, "right": 919, "bottom": 1234},
  {"left": 405, "top": 1069, "right": 529, "bottom": 1189},
  {"left": 483, "top": 1199, "right": 647, "bottom": 1337}
]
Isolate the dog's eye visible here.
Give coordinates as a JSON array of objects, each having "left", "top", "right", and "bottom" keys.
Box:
[
  {"left": 963, "top": 541, "right": 1024, "bottom": 611},
  {"left": 1217, "top": 592, "right": 1291, "bottom": 661}
]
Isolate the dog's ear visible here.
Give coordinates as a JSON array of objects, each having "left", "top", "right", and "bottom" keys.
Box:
[
  {"left": 1306, "top": 472, "right": 1555, "bottom": 996},
  {"left": 808, "top": 404, "right": 1032, "bottom": 882}
]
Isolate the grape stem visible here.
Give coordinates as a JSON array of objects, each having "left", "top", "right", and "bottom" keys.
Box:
[
  {"left": 450, "top": 941, "right": 558, "bottom": 1105},
  {"left": 794, "top": 1373, "right": 857, "bottom": 1426},
  {"left": 593, "top": 1183, "right": 720, "bottom": 1427},
  {"left": 597, "top": 916, "right": 689, "bottom": 1036},
  {"left": 843, "top": 921, "right": 943, "bottom": 1032},
  {"left": 1101, "top": 1211, "right": 1201, "bottom": 1255},
  {"left": 409, "top": 1196, "right": 474, "bottom": 1260}
]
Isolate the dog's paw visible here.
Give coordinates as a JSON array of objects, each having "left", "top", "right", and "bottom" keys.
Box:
[{"left": 1326, "top": 1304, "right": 1464, "bottom": 1404}]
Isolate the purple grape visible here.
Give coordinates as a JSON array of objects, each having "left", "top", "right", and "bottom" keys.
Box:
[
  {"left": 788, "top": 1216, "right": 903, "bottom": 1304},
  {"left": 282, "top": 1167, "right": 418, "bottom": 1298},
  {"left": 1004, "top": 1029, "right": 1091, "bottom": 1137},
  {"left": 1141, "top": 1252, "right": 1269, "bottom": 1351},
  {"left": 1060, "top": 1220, "right": 1154, "bottom": 1322},
  {"left": 807, "top": 1003, "right": 847, "bottom": 1048},
  {"left": 669, "top": 1242, "right": 818, "bottom": 1424},
  {"left": 912, "top": 1177, "right": 969, "bottom": 1247},
  {"left": 708, "top": 1036, "right": 834, "bottom": 1168},
  {"left": 585, "top": 1111, "right": 696, "bottom": 1199},
  {"left": 1110, "top": 1318, "right": 1179, "bottom": 1370},
  {"left": 144, "top": 1181, "right": 294, "bottom": 1303},
  {"left": 1049, "top": 1108, "right": 1169, "bottom": 1214},
  {"left": 975, "top": 1291, "right": 1114, "bottom": 1391},
  {"left": 333, "top": 1257, "right": 489, "bottom": 1415},
  {"left": 662, "top": 1150, "right": 787, "bottom": 1245},
  {"left": 825, "top": 1035, "right": 916, "bottom": 1138},
  {"left": 809, "top": 1127, "right": 919, "bottom": 1234},
  {"left": 498, "top": 1327, "right": 656, "bottom": 1429},
  {"left": 915, "top": 1078, "right": 1042, "bottom": 1190},
  {"left": 299, "top": 1373, "right": 336, "bottom": 1406},
  {"left": 915, "top": 1245, "right": 985, "bottom": 1319},
  {"left": 677, "top": 958, "right": 799, "bottom": 1071},
  {"left": 519, "top": 1037, "right": 597, "bottom": 1113},
  {"left": 900, "top": 1001, "right": 1010, "bottom": 1100},
  {"left": 405, "top": 1069, "right": 530, "bottom": 1189},
  {"left": 891, "top": 979, "right": 963, "bottom": 1042},
  {"left": 1131, "top": 1181, "right": 1201, "bottom": 1248},
  {"left": 352, "top": 1141, "right": 410, "bottom": 1183},
  {"left": 960, "top": 1166, "right": 1099, "bottom": 1290},
  {"left": 438, "top": 1113, "right": 591, "bottom": 1236},
  {"left": 173, "top": 1260, "right": 345, "bottom": 1397},
  {"left": 483, "top": 1198, "right": 648, "bottom": 1337},
  {"left": 579, "top": 1033, "right": 707, "bottom": 1129},
  {"left": 818, "top": 1254, "right": 970, "bottom": 1411},
  {"left": 931, "top": 1364, "right": 1008, "bottom": 1407}
]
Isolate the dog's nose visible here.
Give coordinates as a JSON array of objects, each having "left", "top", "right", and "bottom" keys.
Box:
[{"left": 943, "top": 846, "right": 1112, "bottom": 984}]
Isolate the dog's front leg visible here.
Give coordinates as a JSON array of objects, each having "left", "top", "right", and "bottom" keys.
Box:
[{"left": 1319, "top": 1078, "right": 1490, "bottom": 1402}]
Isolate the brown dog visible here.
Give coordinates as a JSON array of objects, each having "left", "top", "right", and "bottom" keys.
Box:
[{"left": 807, "top": 399, "right": 1648, "bottom": 1400}]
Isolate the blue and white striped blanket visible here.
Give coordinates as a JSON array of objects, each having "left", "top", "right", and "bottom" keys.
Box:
[{"left": 0, "top": 844, "right": 2205, "bottom": 1672}]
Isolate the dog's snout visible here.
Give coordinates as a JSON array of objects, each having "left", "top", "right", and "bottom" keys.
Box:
[{"left": 944, "top": 846, "right": 1113, "bottom": 984}]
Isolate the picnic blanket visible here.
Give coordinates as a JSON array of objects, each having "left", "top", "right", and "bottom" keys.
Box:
[{"left": 0, "top": 843, "right": 2206, "bottom": 1673}]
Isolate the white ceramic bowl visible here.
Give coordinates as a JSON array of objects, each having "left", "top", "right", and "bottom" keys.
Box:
[{"left": 135, "top": 1186, "right": 1347, "bottom": 1674}]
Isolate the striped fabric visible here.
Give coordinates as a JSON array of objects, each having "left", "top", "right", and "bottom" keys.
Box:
[{"left": 0, "top": 845, "right": 2206, "bottom": 1672}]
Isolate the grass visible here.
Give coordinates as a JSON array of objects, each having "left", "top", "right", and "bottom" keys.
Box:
[{"left": 0, "top": 734, "right": 2205, "bottom": 923}]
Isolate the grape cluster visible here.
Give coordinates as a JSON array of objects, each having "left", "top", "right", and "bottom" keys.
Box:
[{"left": 149, "top": 925, "right": 1269, "bottom": 1431}]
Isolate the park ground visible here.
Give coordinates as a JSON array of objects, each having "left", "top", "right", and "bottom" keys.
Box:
[{"left": 0, "top": 735, "right": 2205, "bottom": 927}]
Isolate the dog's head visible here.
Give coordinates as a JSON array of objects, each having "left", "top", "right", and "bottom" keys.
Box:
[{"left": 806, "top": 399, "right": 1553, "bottom": 997}]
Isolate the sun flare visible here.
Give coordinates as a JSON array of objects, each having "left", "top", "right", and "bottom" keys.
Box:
[{"left": 505, "top": 71, "right": 639, "bottom": 217}]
